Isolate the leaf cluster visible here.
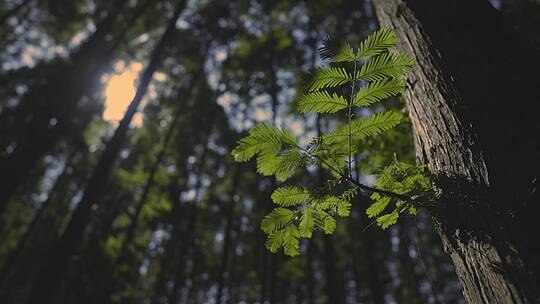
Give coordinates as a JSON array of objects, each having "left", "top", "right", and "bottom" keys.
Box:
[
  {"left": 232, "top": 29, "right": 428, "bottom": 256},
  {"left": 367, "top": 160, "right": 437, "bottom": 229}
]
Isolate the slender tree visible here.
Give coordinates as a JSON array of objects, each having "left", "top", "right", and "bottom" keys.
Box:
[
  {"left": 25, "top": 2, "right": 187, "bottom": 303},
  {"left": 0, "top": 0, "right": 140, "bottom": 213}
]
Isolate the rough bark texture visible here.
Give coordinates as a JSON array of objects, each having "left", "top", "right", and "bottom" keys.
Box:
[{"left": 374, "top": 0, "right": 540, "bottom": 303}]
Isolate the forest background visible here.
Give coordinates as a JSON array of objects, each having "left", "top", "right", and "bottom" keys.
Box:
[{"left": 1, "top": 0, "right": 539, "bottom": 303}]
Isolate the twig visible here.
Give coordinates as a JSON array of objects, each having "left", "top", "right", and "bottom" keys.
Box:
[
  {"left": 296, "top": 145, "right": 409, "bottom": 201},
  {"left": 347, "top": 60, "right": 358, "bottom": 180}
]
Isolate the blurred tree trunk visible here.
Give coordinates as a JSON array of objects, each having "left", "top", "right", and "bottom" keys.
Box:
[
  {"left": 374, "top": 0, "right": 540, "bottom": 302},
  {"left": 25, "top": 2, "right": 186, "bottom": 303},
  {"left": 117, "top": 109, "right": 181, "bottom": 266},
  {"left": 396, "top": 224, "right": 424, "bottom": 304},
  {"left": 227, "top": 216, "right": 242, "bottom": 304},
  {"left": 322, "top": 236, "right": 345, "bottom": 304},
  {"left": 360, "top": 215, "right": 385, "bottom": 304},
  {"left": 0, "top": 0, "right": 32, "bottom": 25},
  {"left": 0, "top": 0, "right": 132, "bottom": 214},
  {"left": 215, "top": 171, "right": 239, "bottom": 304},
  {"left": 346, "top": 213, "right": 364, "bottom": 303},
  {"left": 306, "top": 239, "right": 316, "bottom": 304},
  {"left": 151, "top": 182, "right": 187, "bottom": 304},
  {"left": 315, "top": 113, "right": 345, "bottom": 304},
  {"left": 0, "top": 150, "right": 80, "bottom": 299},
  {"left": 168, "top": 139, "right": 209, "bottom": 304}
]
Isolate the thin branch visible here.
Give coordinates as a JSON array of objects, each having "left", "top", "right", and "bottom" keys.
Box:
[
  {"left": 347, "top": 60, "right": 358, "bottom": 179},
  {"left": 296, "top": 145, "right": 409, "bottom": 201}
]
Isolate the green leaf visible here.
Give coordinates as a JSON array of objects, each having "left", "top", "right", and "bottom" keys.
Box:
[
  {"left": 299, "top": 205, "right": 315, "bottom": 238},
  {"left": 232, "top": 136, "right": 269, "bottom": 162},
  {"left": 323, "top": 29, "right": 399, "bottom": 62},
  {"left": 340, "top": 187, "right": 358, "bottom": 202},
  {"left": 356, "top": 52, "right": 414, "bottom": 82},
  {"left": 354, "top": 79, "right": 405, "bottom": 107},
  {"left": 261, "top": 208, "right": 295, "bottom": 234},
  {"left": 324, "top": 111, "right": 403, "bottom": 143},
  {"left": 297, "top": 91, "right": 348, "bottom": 113},
  {"left": 312, "top": 209, "right": 336, "bottom": 234},
  {"left": 282, "top": 225, "right": 300, "bottom": 256},
  {"left": 271, "top": 186, "right": 310, "bottom": 207},
  {"left": 265, "top": 225, "right": 300, "bottom": 256},
  {"left": 308, "top": 67, "right": 351, "bottom": 92},
  {"left": 314, "top": 143, "right": 348, "bottom": 177},
  {"left": 366, "top": 196, "right": 391, "bottom": 218},
  {"left": 274, "top": 149, "right": 303, "bottom": 182},
  {"left": 376, "top": 209, "right": 399, "bottom": 229},
  {"left": 322, "top": 214, "right": 337, "bottom": 234},
  {"left": 266, "top": 229, "right": 285, "bottom": 253},
  {"left": 256, "top": 144, "right": 281, "bottom": 176},
  {"left": 357, "top": 28, "right": 399, "bottom": 58},
  {"left": 333, "top": 43, "right": 357, "bottom": 62},
  {"left": 232, "top": 123, "right": 297, "bottom": 162},
  {"left": 318, "top": 196, "right": 351, "bottom": 217}
]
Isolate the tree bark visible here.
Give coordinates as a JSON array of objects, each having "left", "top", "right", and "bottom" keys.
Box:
[{"left": 373, "top": 0, "right": 540, "bottom": 303}]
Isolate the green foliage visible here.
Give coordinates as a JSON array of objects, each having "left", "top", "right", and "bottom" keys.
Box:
[
  {"left": 308, "top": 67, "right": 351, "bottom": 92},
  {"left": 355, "top": 79, "right": 406, "bottom": 107},
  {"left": 356, "top": 52, "right": 414, "bottom": 82},
  {"left": 321, "top": 28, "right": 399, "bottom": 62},
  {"left": 260, "top": 208, "right": 296, "bottom": 234},
  {"left": 356, "top": 28, "right": 399, "bottom": 58},
  {"left": 297, "top": 91, "right": 348, "bottom": 113},
  {"left": 368, "top": 160, "right": 438, "bottom": 229},
  {"left": 323, "top": 111, "right": 403, "bottom": 144},
  {"left": 232, "top": 28, "right": 432, "bottom": 256},
  {"left": 231, "top": 123, "right": 301, "bottom": 182},
  {"left": 271, "top": 187, "right": 310, "bottom": 207}
]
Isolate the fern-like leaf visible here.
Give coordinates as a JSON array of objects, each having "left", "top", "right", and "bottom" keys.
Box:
[
  {"left": 271, "top": 186, "right": 310, "bottom": 207},
  {"left": 260, "top": 208, "right": 295, "bottom": 234},
  {"left": 324, "top": 111, "right": 403, "bottom": 143},
  {"left": 266, "top": 229, "right": 285, "bottom": 253},
  {"left": 354, "top": 79, "right": 405, "bottom": 107},
  {"left": 297, "top": 91, "right": 348, "bottom": 113},
  {"left": 376, "top": 209, "right": 399, "bottom": 229},
  {"left": 318, "top": 196, "right": 351, "bottom": 217},
  {"left": 357, "top": 28, "right": 399, "bottom": 58},
  {"left": 282, "top": 225, "right": 300, "bottom": 256},
  {"left": 356, "top": 52, "right": 414, "bottom": 82},
  {"left": 299, "top": 205, "right": 315, "bottom": 237},
  {"left": 366, "top": 196, "right": 391, "bottom": 218},
  {"left": 333, "top": 43, "right": 357, "bottom": 62},
  {"left": 321, "top": 212, "right": 336, "bottom": 234},
  {"left": 311, "top": 209, "right": 336, "bottom": 234},
  {"left": 308, "top": 67, "right": 351, "bottom": 92},
  {"left": 232, "top": 123, "right": 297, "bottom": 162},
  {"left": 256, "top": 144, "right": 281, "bottom": 176},
  {"left": 274, "top": 149, "right": 303, "bottom": 182}
]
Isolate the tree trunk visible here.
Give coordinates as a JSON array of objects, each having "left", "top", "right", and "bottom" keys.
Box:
[
  {"left": 25, "top": 2, "right": 186, "bottom": 303},
  {"left": 322, "top": 236, "right": 345, "bottom": 304},
  {"left": 306, "top": 239, "right": 316, "bottom": 304},
  {"left": 215, "top": 171, "right": 240, "bottom": 304},
  {"left": 373, "top": 0, "right": 540, "bottom": 302},
  {"left": 0, "top": 0, "right": 132, "bottom": 214},
  {"left": 396, "top": 223, "right": 424, "bottom": 304}
]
